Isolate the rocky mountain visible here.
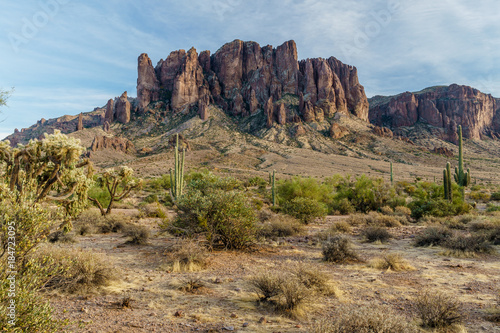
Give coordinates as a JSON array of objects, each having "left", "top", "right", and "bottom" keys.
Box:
[
  {"left": 369, "top": 84, "right": 500, "bottom": 142},
  {"left": 137, "top": 39, "right": 369, "bottom": 125}
]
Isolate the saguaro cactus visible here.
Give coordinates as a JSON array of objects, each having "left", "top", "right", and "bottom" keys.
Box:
[
  {"left": 390, "top": 162, "right": 394, "bottom": 186},
  {"left": 443, "top": 162, "right": 452, "bottom": 202},
  {"left": 271, "top": 170, "right": 276, "bottom": 206},
  {"left": 170, "top": 134, "right": 185, "bottom": 200},
  {"left": 453, "top": 125, "right": 471, "bottom": 199}
]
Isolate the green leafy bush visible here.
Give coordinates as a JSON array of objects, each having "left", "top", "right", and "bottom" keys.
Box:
[
  {"left": 173, "top": 173, "right": 256, "bottom": 249},
  {"left": 282, "top": 197, "right": 327, "bottom": 224}
]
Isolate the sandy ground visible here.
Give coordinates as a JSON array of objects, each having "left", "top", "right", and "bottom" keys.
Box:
[{"left": 44, "top": 213, "right": 500, "bottom": 333}]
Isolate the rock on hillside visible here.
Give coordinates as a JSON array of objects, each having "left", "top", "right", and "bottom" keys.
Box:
[
  {"left": 137, "top": 39, "right": 369, "bottom": 125},
  {"left": 369, "top": 84, "right": 500, "bottom": 142}
]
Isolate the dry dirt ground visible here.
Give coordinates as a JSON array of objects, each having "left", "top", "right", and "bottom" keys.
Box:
[{"left": 47, "top": 211, "right": 500, "bottom": 333}]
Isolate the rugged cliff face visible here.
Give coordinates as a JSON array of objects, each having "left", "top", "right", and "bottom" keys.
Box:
[
  {"left": 369, "top": 84, "right": 500, "bottom": 141},
  {"left": 137, "top": 39, "right": 369, "bottom": 125}
]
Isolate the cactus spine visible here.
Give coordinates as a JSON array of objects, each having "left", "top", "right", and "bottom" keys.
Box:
[
  {"left": 443, "top": 162, "right": 452, "bottom": 201},
  {"left": 390, "top": 162, "right": 393, "bottom": 186},
  {"left": 170, "top": 134, "right": 185, "bottom": 200},
  {"left": 453, "top": 125, "right": 470, "bottom": 199},
  {"left": 271, "top": 170, "right": 276, "bottom": 206}
]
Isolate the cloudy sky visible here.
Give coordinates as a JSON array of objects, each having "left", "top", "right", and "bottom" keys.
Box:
[{"left": 1, "top": 0, "right": 499, "bottom": 139}]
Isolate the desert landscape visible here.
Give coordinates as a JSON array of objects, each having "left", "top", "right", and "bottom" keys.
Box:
[{"left": 1, "top": 3, "right": 500, "bottom": 332}]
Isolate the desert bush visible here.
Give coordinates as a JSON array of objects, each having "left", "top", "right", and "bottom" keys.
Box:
[
  {"left": 491, "top": 192, "right": 500, "bottom": 201},
  {"left": 250, "top": 272, "right": 283, "bottom": 302},
  {"left": 124, "top": 224, "right": 150, "bottom": 245},
  {"left": 322, "top": 235, "right": 360, "bottom": 264},
  {"left": 245, "top": 176, "right": 267, "bottom": 188},
  {"left": 47, "top": 230, "right": 76, "bottom": 243},
  {"left": 409, "top": 182, "right": 471, "bottom": 219},
  {"left": 415, "top": 291, "right": 463, "bottom": 329},
  {"left": 347, "top": 212, "right": 402, "bottom": 227},
  {"left": 173, "top": 173, "right": 256, "bottom": 249},
  {"left": 139, "top": 202, "right": 168, "bottom": 218},
  {"left": 277, "top": 176, "right": 333, "bottom": 205},
  {"left": 167, "top": 239, "right": 209, "bottom": 272},
  {"left": 333, "top": 174, "right": 403, "bottom": 213},
  {"left": 330, "top": 220, "right": 352, "bottom": 233},
  {"left": 487, "top": 204, "right": 500, "bottom": 212},
  {"left": 414, "top": 226, "right": 453, "bottom": 247},
  {"left": 469, "top": 191, "right": 491, "bottom": 201},
  {"left": 363, "top": 227, "right": 392, "bottom": 243},
  {"left": 282, "top": 197, "right": 327, "bottom": 224},
  {"left": 330, "top": 197, "right": 355, "bottom": 215},
  {"left": 276, "top": 277, "right": 311, "bottom": 317},
  {"left": 380, "top": 205, "right": 394, "bottom": 215},
  {"left": 33, "top": 246, "right": 118, "bottom": 294},
  {"left": 394, "top": 205, "right": 412, "bottom": 217},
  {"left": 369, "top": 253, "right": 414, "bottom": 271},
  {"left": 312, "top": 305, "right": 420, "bottom": 333},
  {"left": 292, "top": 264, "right": 335, "bottom": 295},
  {"left": 442, "top": 234, "right": 493, "bottom": 255},
  {"left": 146, "top": 174, "right": 171, "bottom": 191},
  {"left": 97, "top": 214, "right": 130, "bottom": 234},
  {"left": 258, "top": 214, "right": 303, "bottom": 239},
  {"left": 487, "top": 226, "right": 500, "bottom": 245},
  {"left": 469, "top": 219, "right": 499, "bottom": 232}
]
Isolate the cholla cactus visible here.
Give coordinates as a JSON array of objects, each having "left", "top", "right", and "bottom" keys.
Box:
[
  {"left": 0, "top": 130, "right": 93, "bottom": 222},
  {"left": 90, "top": 166, "right": 143, "bottom": 216}
]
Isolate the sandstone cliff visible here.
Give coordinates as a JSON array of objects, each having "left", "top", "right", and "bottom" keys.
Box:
[
  {"left": 369, "top": 84, "right": 500, "bottom": 141},
  {"left": 137, "top": 40, "right": 369, "bottom": 125}
]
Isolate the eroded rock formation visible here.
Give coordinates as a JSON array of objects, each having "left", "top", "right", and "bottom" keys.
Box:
[
  {"left": 115, "top": 92, "right": 131, "bottom": 124},
  {"left": 136, "top": 39, "right": 369, "bottom": 125},
  {"left": 89, "top": 135, "right": 136, "bottom": 154},
  {"left": 369, "top": 84, "right": 500, "bottom": 141}
]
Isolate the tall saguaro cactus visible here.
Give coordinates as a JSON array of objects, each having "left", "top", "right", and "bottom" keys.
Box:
[
  {"left": 443, "top": 162, "right": 452, "bottom": 202},
  {"left": 390, "top": 162, "right": 394, "bottom": 186},
  {"left": 453, "top": 125, "right": 471, "bottom": 199},
  {"left": 271, "top": 170, "right": 276, "bottom": 206},
  {"left": 170, "top": 134, "right": 185, "bottom": 200}
]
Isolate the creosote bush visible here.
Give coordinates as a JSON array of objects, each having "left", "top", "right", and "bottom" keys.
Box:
[
  {"left": 282, "top": 197, "right": 327, "bottom": 224},
  {"left": 322, "top": 235, "right": 360, "bottom": 264},
  {"left": 124, "top": 224, "right": 150, "bottom": 245},
  {"left": 415, "top": 290, "right": 463, "bottom": 329},
  {"left": 258, "top": 214, "right": 303, "bottom": 239},
  {"left": 172, "top": 173, "right": 256, "bottom": 249},
  {"left": 414, "top": 226, "right": 453, "bottom": 247},
  {"left": 347, "top": 212, "right": 402, "bottom": 227},
  {"left": 363, "top": 226, "right": 392, "bottom": 243},
  {"left": 312, "top": 305, "right": 420, "bottom": 333},
  {"left": 442, "top": 234, "right": 493, "bottom": 256}
]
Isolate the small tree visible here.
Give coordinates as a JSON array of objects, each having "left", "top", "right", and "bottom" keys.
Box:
[{"left": 89, "top": 166, "right": 142, "bottom": 216}]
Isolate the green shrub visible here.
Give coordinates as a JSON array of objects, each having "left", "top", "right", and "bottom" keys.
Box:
[
  {"left": 322, "top": 235, "right": 360, "bottom": 264},
  {"left": 414, "top": 226, "right": 453, "bottom": 247},
  {"left": 415, "top": 291, "right": 463, "bottom": 329},
  {"left": 245, "top": 176, "right": 267, "bottom": 188},
  {"left": 277, "top": 176, "right": 333, "bottom": 205},
  {"left": 173, "top": 173, "right": 256, "bottom": 249},
  {"left": 469, "top": 191, "right": 491, "bottom": 201},
  {"left": 347, "top": 212, "right": 402, "bottom": 227},
  {"left": 282, "top": 197, "right": 327, "bottom": 224},
  {"left": 487, "top": 204, "right": 500, "bottom": 212},
  {"left": 363, "top": 227, "right": 392, "bottom": 243},
  {"left": 258, "top": 214, "right": 303, "bottom": 238},
  {"left": 312, "top": 305, "right": 420, "bottom": 333},
  {"left": 490, "top": 191, "right": 500, "bottom": 201}
]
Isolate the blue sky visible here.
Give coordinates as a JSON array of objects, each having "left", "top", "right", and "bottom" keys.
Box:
[{"left": 1, "top": 0, "right": 499, "bottom": 139}]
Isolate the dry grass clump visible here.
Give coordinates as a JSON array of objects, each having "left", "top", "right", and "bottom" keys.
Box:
[
  {"left": 313, "top": 222, "right": 352, "bottom": 243},
  {"left": 34, "top": 246, "right": 119, "bottom": 294},
  {"left": 485, "top": 293, "right": 500, "bottom": 323},
  {"left": 258, "top": 214, "right": 304, "bottom": 239},
  {"left": 165, "top": 239, "right": 209, "bottom": 272},
  {"left": 322, "top": 235, "right": 361, "bottom": 264},
  {"left": 347, "top": 212, "right": 402, "bottom": 228},
  {"left": 369, "top": 253, "right": 415, "bottom": 271},
  {"left": 75, "top": 211, "right": 131, "bottom": 235},
  {"left": 415, "top": 290, "right": 463, "bottom": 330},
  {"left": 47, "top": 230, "right": 76, "bottom": 243},
  {"left": 124, "top": 224, "right": 150, "bottom": 245},
  {"left": 414, "top": 226, "right": 453, "bottom": 247},
  {"left": 469, "top": 219, "right": 499, "bottom": 232},
  {"left": 362, "top": 227, "right": 392, "bottom": 243},
  {"left": 178, "top": 276, "right": 204, "bottom": 293},
  {"left": 312, "top": 305, "right": 420, "bottom": 333},
  {"left": 330, "top": 220, "right": 352, "bottom": 233},
  {"left": 487, "top": 226, "right": 500, "bottom": 245},
  {"left": 250, "top": 265, "right": 337, "bottom": 318}
]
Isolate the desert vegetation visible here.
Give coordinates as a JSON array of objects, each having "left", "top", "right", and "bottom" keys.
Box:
[{"left": 0, "top": 128, "right": 499, "bottom": 333}]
